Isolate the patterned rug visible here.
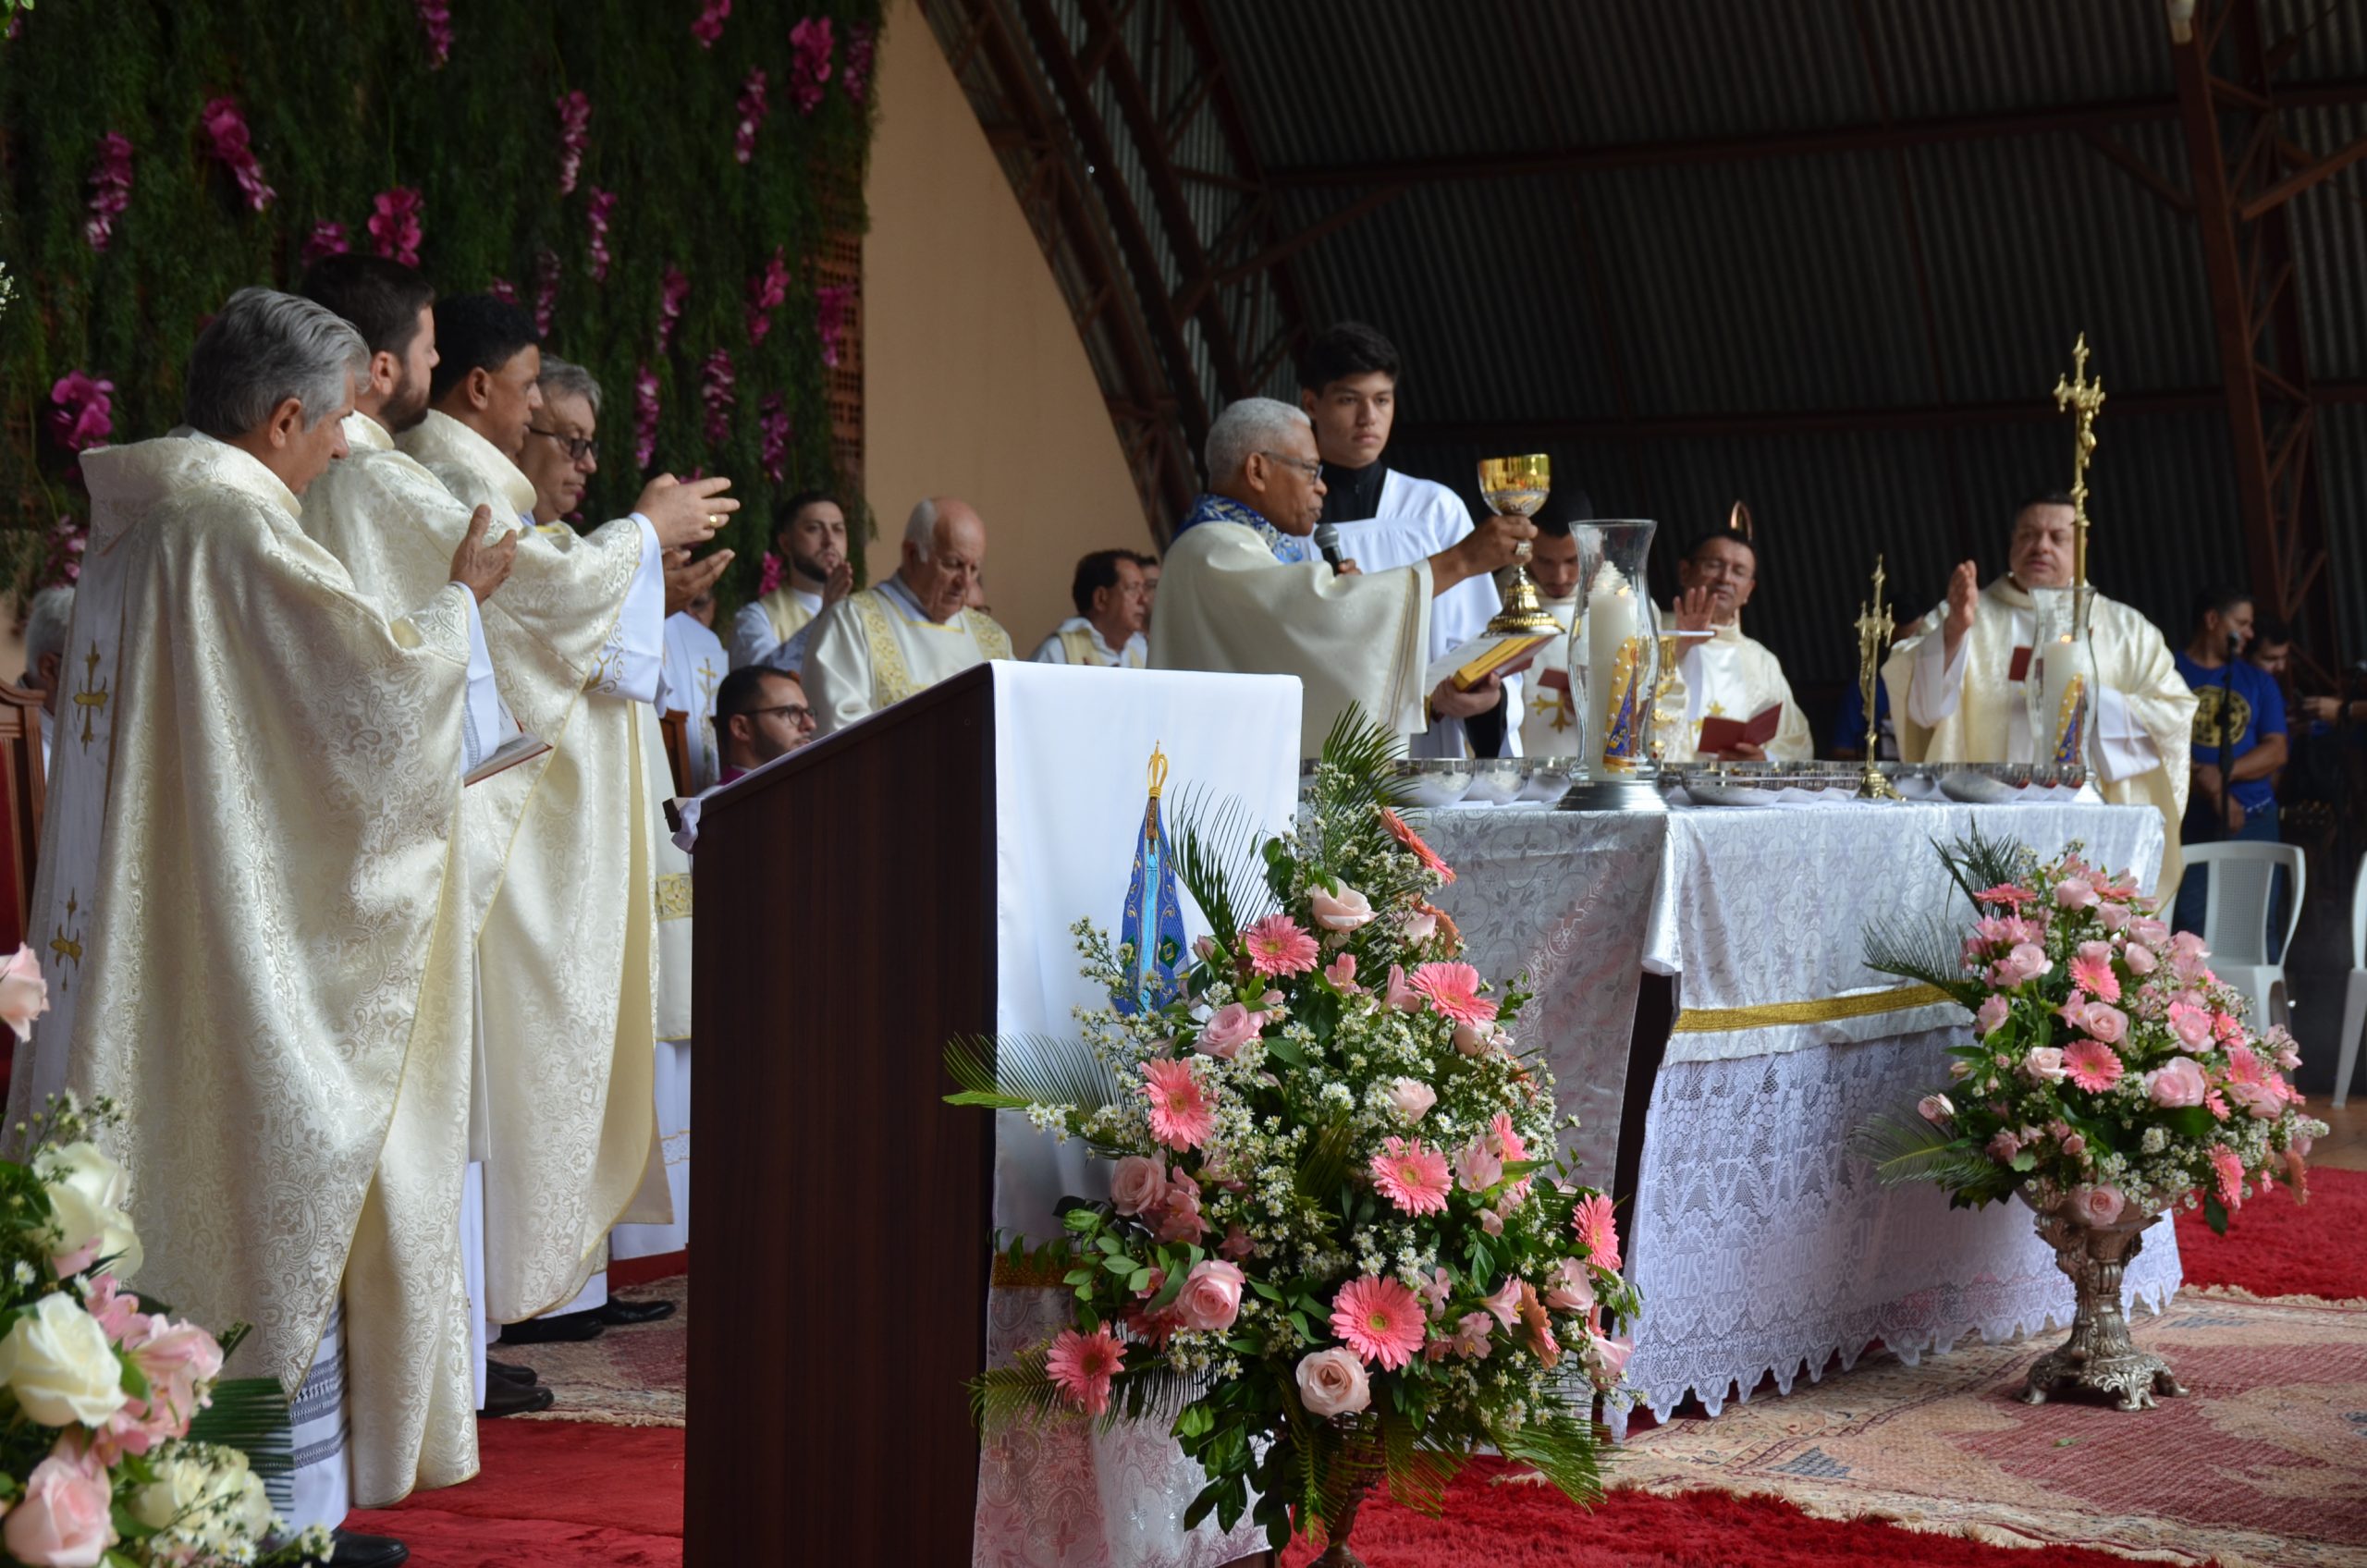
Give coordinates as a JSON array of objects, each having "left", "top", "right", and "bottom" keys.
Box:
[
  {"left": 504, "top": 1273, "right": 688, "bottom": 1428},
  {"left": 1612, "top": 1292, "right": 2367, "bottom": 1567}
]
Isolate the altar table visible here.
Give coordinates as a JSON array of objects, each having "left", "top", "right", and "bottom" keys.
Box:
[{"left": 1423, "top": 797, "right": 2183, "bottom": 1422}]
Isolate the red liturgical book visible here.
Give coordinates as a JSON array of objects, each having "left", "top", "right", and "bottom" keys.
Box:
[
  {"left": 1697, "top": 704, "right": 1783, "bottom": 755},
  {"left": 2008, "top": 645, "right": 2032, "bottom": 681},
  {"left": 1538, "top": 668, "right": 1570, "bottom": 693}
]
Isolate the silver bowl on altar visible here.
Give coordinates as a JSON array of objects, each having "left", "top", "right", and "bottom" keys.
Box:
[
  {"left": 1520, "top": 758, "right": 1577, "bottom": 802},
  {"left": 1394, "top": 758, "right": 1477, "bottom": 807},
  {"left": 1461, "top": 758, "right": 1526, "bottom": 805}
]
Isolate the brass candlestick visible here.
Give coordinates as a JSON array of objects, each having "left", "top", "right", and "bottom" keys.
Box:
[
  {"left": 2052, "top": 333, "right": 2105, "bottom": 637},
  {"left": 1478, "top": 453, "right": 1563, "bottom": 634},
  {"left": 1854, "top": 554, "right": 1901, "bottom": 801}
]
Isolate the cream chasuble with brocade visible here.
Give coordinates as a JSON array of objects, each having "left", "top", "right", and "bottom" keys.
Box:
[
  {"left": 1883, "top": 576, "right": 2195, "bottom": 888},
  {"left": 18, "top": 436, "right": 482, "bottom": 1508},
  {"left": 803, "top": 576, "right": 1014, "bottom": 735},
  {"left": 728, "top": 583, "right": 821, "bottom": 669},
  {"left": 611, "top": 711, "right": 693, "bottom": 1259},
  {"left": 1150, "top": 511, "right": 1433, "bottom": 759},
  {"left": 1662, "top": 619, "right": 1814, "bottom": 762},
  {"left": 397, "top": 410, "right": 670, "bottom": 1322}
]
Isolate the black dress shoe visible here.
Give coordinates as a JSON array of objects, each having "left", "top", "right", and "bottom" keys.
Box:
[
  {"left": 497, "top": 1309, "right": 605, "bottom": 1344},
  {"left": 594, "top": 1294, "right": 676, "bottom": 1326},
  {"left": 319, "top": 1529, "right": 409, "bottom": 1568},
  {"left": 481, "top": 1378, "right": 557, "bottom": 1417},
  {"left": 487, "top": 1357, "right": 538, "bottom": 1386}
]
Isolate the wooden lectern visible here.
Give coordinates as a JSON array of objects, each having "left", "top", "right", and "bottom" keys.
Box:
[{"left": 686, "top": 666, "right": 999, "bottom": 1566}]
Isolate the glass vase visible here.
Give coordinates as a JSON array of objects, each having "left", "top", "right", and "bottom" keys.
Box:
[{"left": 1556, "top": 520, "right": 1666, "bottom": 811}]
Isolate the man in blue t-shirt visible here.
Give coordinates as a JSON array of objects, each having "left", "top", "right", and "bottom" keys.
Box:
[{"left": 2172, "top": 588, "right": 2287, "bottom": 942}]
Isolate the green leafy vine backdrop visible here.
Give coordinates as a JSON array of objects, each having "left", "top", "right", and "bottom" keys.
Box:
[{"left": 0, "top": 0, "right": 884, "bottom": 604}]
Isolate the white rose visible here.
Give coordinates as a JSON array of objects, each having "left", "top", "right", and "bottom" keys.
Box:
[
  {"left": 37, "top": 1142, "right": 141, "bottom": 1280},
  {"left": 133, "top": 1450, "right": 272, "bottom": 1554},
  {"left": 0, "top": 1292, "right": 129, "bottom": 1427},
  {"left": 1308, "top": 885, "right": 1376, "bottom": 932},
  {"left": 1385, "top": 1078, "right": 1436, "bottom": 1123},
  {"left": 1294, "top": 1348, "right": 1370, "bottom": 1417},
  {"left": 129, "top": 1452, "right": 212, "bottom": 1532}
]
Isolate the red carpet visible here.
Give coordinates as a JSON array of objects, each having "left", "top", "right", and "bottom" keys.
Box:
[
  {"left": 351, "top": 1177, "right": 2350, "bottom": 1566},
  {"left": 2172, "top": 1163, "right": 2367, "bottom": 1300}
]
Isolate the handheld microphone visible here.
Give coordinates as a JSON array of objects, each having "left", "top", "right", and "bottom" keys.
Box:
[{"left": 1313, "top": 522, "right": 1345, "bottom": 571}]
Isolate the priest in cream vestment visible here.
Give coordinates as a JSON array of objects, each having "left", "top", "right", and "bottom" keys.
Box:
[
  {"left": 1659, "top": 531, "right": 1813, "bottom": 763},
  {"left": 1883, "top": 498, "right": 2194, "bottom": 888},
  {"left": 6, "top": 289, "right": 520, "bottom": 1524},
  {"left": 729, "top": 489, "right": 851, "bottom": 672},
  {"left": 1149, "top": 398, "right": 1533, "bottom": 758},
  {"left": 803, "top": 496, "right": 1013, "bottom": 735},
  {"left": 388, "top": 294, "right": 730, "bottom": 1326}
]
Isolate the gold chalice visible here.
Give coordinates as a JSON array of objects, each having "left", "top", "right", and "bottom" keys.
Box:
[{"left": 1478, "top": 453, "right": 1562, "bottom": 634}]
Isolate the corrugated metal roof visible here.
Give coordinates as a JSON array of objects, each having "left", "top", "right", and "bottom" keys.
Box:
[{"left": 1194, "top": 0, "right": 2366, "bottom": 670}]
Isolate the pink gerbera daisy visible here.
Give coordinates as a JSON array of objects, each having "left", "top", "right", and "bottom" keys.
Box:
[
  {"left": 1407, "top": 962, "right": 1498, "bottom": 1026},
  {"left": 1973, "top": 884, "right": 2035, "bottom": 908},
  {"left": 2061, "top": 1036, "right": 2124, "bottom": 1092},
  {"left": 1239, "top": 913, "right": 1319, "bottom": 977},
  {"left": 1044, "top": 1323, "right": 1124, "bottom": 1415},
  {"left": 2209, "top": 1144, "right": 2245, "bottom": 1209},
  {"left": 1571, "top": 1193, "right": 1622, "bottom": 1272},
  {"left": 2068, "top": 943, "right": 2121, "bottom": 1004},
  {"left": 1140, "top": 1059, "right": 1216, "bottom": 1149},
  {"left": 1380, "top": 808, "right": 1455, "bottom": 884},
  {"left": 1368, "top": 1137, "right": 1452, "bottom": 1215},
  {"left": 1331, "top": 1276, "right": 1428, "bottom": 1370}
]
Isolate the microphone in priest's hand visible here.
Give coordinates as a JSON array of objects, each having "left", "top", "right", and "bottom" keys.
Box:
[{"left": 1314, "top": 522, "right": 1347, "bottom": 572}]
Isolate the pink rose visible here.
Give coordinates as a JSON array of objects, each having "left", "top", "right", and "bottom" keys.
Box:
[
  {"left": 1386, "top": 1077, "right": 1436, "bottom": 1123},
  {"left": 2226, "top": 1080, "right": 2286, "bottom": 1120},
  {"left": 2022, "top": 1046, "right": 2067, "bottom": 1083},
  {"left": 2169, "top": 931, "right": 2211, "bottom": 980},
  {"left": 1294, "top": 1347, "right": 1370, "bottom": 1417},
  {"left": 1309, "top": 884, "right": 1376, "bottom": 931},
  {"left": 1108, "top": 1156, "right": 1169, "bottom": 1217},
  {"left": 2070, "top": 1183, "right": 2125, "bottom": 1227},
  {"left": 2062, "top": 1132, "right": 2087, "bottom": 1157},
  {"left": 1383, "top": 964, "right": 1419, "bottom": 1012},
  {"left": 1987, "top": 1129, "right": 2023, "bottom": 1163},
  {"left": 2054, "top": 877, "right": 2099, "bottom": 910},
  {"left": 1543, "top": 1257, "right": 1596, "bottom": 1313},
  {"left": 2130, "top": 916, "right": 2170, "bottom": 948},
  {"left": 1452, "top": 1019, "right": 1496, "bottom": 1056},
  {"left": 2097, "top": 901, "right": 2131, "bottom": 932},
  {"left": 1975, "top": 994, "right": 2010, "bottom": 1036},
  {"left": 2122, "top": 941, "right": 2157, "bottom": 975},
  {"left": 1176, "top": 1259, "right": 1245, "bottom": 1333},
  {"left": 1397, "top": 908, "right": 1437, "bottom": 945},
  {"left": 1196, "top": 1003, "right": 1260, "bottom": 1060},
  {"left": 2080, "top": 1002, "right": 2128, "bottom": 1046},
  {"left": 6, "top": 1437, "right": 115, "bottom": 1567},
  {"left": 2167, "top": 1000, "right": 2214, "bottom": 1050},
  {"left": 1454, "top": 1138, "right": 1503, "bottom": 1194},
  {"left": 1477, "top": 1207, "right": 1503, "bottom": 1236},
  {"left": 1917, "top": 1093, "right": 1955, "bottom": 1123},
  {"left": 1994, "top": 942, "right": 2051, "bottom": 986},
  {"left": 0, "top": 944, "right": 47, "bottom": 1043}
]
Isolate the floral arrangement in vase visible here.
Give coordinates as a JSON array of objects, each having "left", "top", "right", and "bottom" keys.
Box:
[
  {"left": 0, "top": 947, "right": 325, "bottom": 1567},
  {"left": 1859, "top": 827, "right": 2325, "bottom": 1408},
  {"left": 949, "top": 721, "right": 1634, "bottom": 1560}
]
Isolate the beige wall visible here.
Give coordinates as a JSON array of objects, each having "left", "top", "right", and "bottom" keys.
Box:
[{"left": 863, "top": 0, "right": 1149, "bottom": 656}]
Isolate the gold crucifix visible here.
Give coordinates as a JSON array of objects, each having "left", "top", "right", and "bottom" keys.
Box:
[
  {"left": 71, "top": 643, "right": 109, "bottom": 750},
  {"left": 1854, "top": 556, "right": 1900, "bottom": 801},
  {"left": 2052, "top": 332, "right": 2105, "bottom": 594}
]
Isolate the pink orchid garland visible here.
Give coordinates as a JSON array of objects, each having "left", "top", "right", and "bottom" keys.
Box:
[
  {"left": 745, "top": 247, "right": 790, "bottom": 344},
  {"left": 416, "top": 0, "right": 454, "bottom": 67},
  {"left": 692, "top": 0, "right": 731, "bottom": 46},
  {"left": 843, "top": 22, "right": 877, "bottom": 103},
  {"left": 733, "top": 69, "right": 769, "bottom": 165},
  {"left": 83, "top": 134, "right": 135, "bottom": 252},
  {"left": 656, "top": 266, "right": 691, "bottom": 351},
  {"left": 789, "top": 17, "right": 835, "bottom": 115},
  {"left": 367, "top": 187, "right": 424, "bottom": 267},
  {"left": 815, "top": 283, "right": 853, "bottom": 368},
  {"left": 200, "top": 96, "right": 276, "bottom": 213},
  {"left": 533, "top": 248, "right": 562, "bottom": 337},
  {"left": 557, "top": 91, "right": 593, "bottom": 196},
  {"left": 302, "top": 221, "right": 351, "bottom": 263},
  {"left": 757, "top": 552, "right": 785, "bottom": 596},
  {"left": 585, "top": 188, "right": 618, "bottom": 282},
  {"left": 633, "top": 363, "right": 661, "bottom": 470},
  {"left": 758, "top": 393, "right": 791, "bottom": 484},
  {"left": 486, "top": 276, "right": 520, "bottom": 307},
  {"left": 48, "top": 373, "right": 115, "bottom": 453},
  {"left": 700, "top": 349, "right": 737, "bottom": 447}
]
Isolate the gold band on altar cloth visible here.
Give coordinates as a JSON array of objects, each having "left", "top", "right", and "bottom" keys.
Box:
[{"left": 1671, "top": 982, "right": 1952, "bottom": 1034}]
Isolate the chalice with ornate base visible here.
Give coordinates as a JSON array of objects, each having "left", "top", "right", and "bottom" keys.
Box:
[{"left": 1478, "top": 454, "right": 1563, "bottom": 634}]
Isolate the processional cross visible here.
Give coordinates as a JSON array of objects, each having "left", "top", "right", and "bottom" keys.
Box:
[
  {"left": 2052, "top": 332, "right": 2106, "bottom": 597},
  {"left": 1853, "top": 556, "right": 1900, "bottom": 801}
]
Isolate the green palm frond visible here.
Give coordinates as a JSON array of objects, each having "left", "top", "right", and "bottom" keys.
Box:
[
  {"left": 1494, "top": 1413, "right": 1606, "bottom": 1507},
  {"left": 1935, "top": 821, "right": 2034, "bottom": 911},
  {"left": 944, "top": 1033, "right": 1124, "bottom": 1114},
  {"left": 1861, "top": 913, "right": 1983, "bottom": 1006},
  {"left": 1170, "top": 785, "right": 1278, "bottom": 948},
  {"left": 186, "top": 1377, "right": 294, "bottom": 1479},
  {"left": 1315, "top": 707, "right": 1413, "bottom": 816},
  {"left": 1292, "top": 1420, "right": 1381, "bottom": 1537},
  {"left": 1107, "top": 1364, "right": 1201, "bottom": 1432},
  {"left": 970, "top": 1354, "right": 1070, "bottom": 1433},
  {"left": 1850, "top": 1113, "right": 1997, "bottom": 1192},
  {"left": 1294, "top": 1118, "right": 1356, "bottom": 1203},
  {"left": 1379, "top": 1406, "right": 1460, "bottom": 1516}
]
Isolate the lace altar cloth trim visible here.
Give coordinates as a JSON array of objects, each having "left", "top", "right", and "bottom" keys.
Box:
[
  {"left": 1623, "top": 1029, "right": 2182, "bottom": 1421},
  {"left": 974, "top": 1284, "right": 1265, "bottom": 1568}
]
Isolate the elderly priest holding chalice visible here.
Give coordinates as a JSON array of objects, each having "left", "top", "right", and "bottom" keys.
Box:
[{"left": 1149, "top": 398, "right": 1536, "bottom": 757}]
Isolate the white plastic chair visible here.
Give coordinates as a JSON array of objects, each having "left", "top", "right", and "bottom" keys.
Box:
[
  {"left": 2336, "top": 852, "right": 2366, "bottom": 1109},
  {"left": 2184, "top": 841, "right": 2306, "bottom": 1035}
]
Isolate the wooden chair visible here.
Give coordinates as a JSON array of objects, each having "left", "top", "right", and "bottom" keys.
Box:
[
  {"left": 0, "top": 683, "right": 46, "bottom": 954},
  {"left": 658, "top": 708, "right": 693, "bottom": 798}
]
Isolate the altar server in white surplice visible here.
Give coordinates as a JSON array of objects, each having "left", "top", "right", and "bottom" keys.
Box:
[
  {"left": 730, "top": 489, "right": 852, "bottom": 672},
  {"left": 1029, "top": 548, "right": 1149, "bottom": 667},
  {"left": 660, "top": 608, "right": 729, "bottom": 791},
  {"left": 6, "top": 289, "right": 520, "bottom": 1547},
  {"left": 1883, "top": 493, "right": 2195, "bottom": 887},
  {"left": 1516, "top": 516, "right": 1584, "bottom": 759},
  {"left": 395, "top": 295, "right": 734, "bottom": 1339},
  {"left": 803, "top": 496, "right": 1014, "bottom": 734},
  {"left": 1661, "top": 529, "right": 1814, "bottom": 763},
  {"left": 1149, "top": 398, "right": 1535, "bottom": 758},
  {"left": 1292, "top": 323, "right": 1522, "bottom": 757}
]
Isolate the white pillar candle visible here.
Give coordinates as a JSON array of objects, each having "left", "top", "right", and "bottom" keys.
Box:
[{"left": 1585, "top": 570, "right": 1641, "bottom": 772}]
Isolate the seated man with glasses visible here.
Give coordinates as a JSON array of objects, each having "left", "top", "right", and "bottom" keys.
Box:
[
  {"left": 711, "top": 665, "right": 818, "bottom": 785},
  {"left": 1663, "top": 527, "right": 1813, "bottom": 762},
  {"left": 1149, "top": 398, "right": 1534, "bottom": 758}
]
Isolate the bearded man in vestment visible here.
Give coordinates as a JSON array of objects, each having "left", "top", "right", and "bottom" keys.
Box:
[
  {"left": 1516, "top": 517, "right": 1583, "bottom": 758},
  {"left": 803, "top": 496, "right": 1014, "bottom": 734},
  {"left": 383, "top": 295, "right": 730, "bottom": 1341},
  {"left": 1662, "top": 529, "right": 1814, "bottom": 763},
  {"left": 1883, "top": 494, "right": 2195, "bottom": 887},
  {"left": 10, "top": 288, "right": 518, "bottom": 1560},
  {"left": 1294, "top": 322, "right": 1520, "bottom": 757},
  {"left": 729, "top": 489, "right": 852, "bottom": 672},
  {"left": 1149, "top": 398, "right": 1533, "bottom": 758}
]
